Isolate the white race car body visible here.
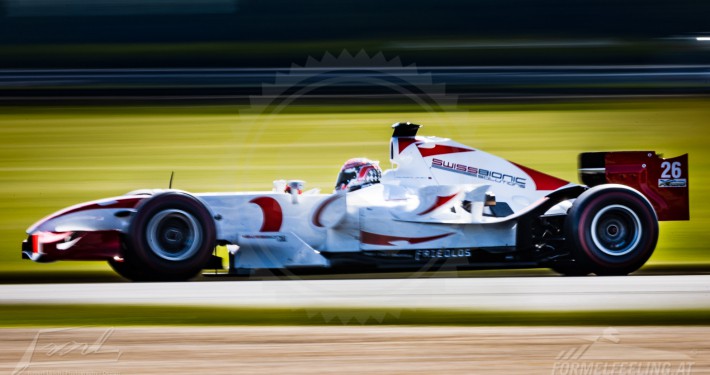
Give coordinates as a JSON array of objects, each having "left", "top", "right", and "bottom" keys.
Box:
[{"left": 23, "top": 123, "right": 689, "bottom": 280}]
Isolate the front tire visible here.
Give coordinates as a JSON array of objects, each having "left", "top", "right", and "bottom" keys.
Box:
[
  {"left": 565, "top": 185, "right": 658, "bottom": 276},
  {"left": 119, "top": 192, "right": 216, "bottom": 281},
  {"left": 108, "top": 253, "right": 153, "bottom": 282}
]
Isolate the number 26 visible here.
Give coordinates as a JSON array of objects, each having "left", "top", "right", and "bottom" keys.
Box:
[{"left": 661, "top": 161, "right": 682, "bottom": 179}]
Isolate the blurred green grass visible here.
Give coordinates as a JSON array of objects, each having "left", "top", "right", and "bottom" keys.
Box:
[
  {"left": 2, "top": 304, "right": 710, "bottom": 326},
  {"left": 1, "top": 99, "right": 708, "bottom": 275}
]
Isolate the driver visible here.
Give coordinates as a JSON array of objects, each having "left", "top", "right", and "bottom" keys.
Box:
[{"left": 334, "top": 158, "right": 382, "bottom": 192}]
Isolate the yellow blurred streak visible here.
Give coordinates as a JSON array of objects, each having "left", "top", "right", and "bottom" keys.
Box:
[{"left": 1, "top": 100, "right": 708, "bottom": 272}]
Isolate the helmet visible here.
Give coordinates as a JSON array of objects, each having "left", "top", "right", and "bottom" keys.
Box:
[{"left": 334, "top": 158, "right": 382, "bottom": 192}]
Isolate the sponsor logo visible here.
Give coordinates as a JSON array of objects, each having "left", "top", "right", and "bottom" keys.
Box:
[
  {"left": 659, "top": 179, "right": 687, "bottom": 188},
  {"left": 432, "top": 158, "right": 527, "bottom": 189},
  {"left": 242, "top": 234, "right": 287, "bottom": 242},
  {"left": 415, "top": 248, "right": 472, "bottom": 261},
  {"left": 361, "top": 248, "right": 474, "bottom": 262},
  {"left": 551, "top": 327, "right": 696, "bottom": 375}
]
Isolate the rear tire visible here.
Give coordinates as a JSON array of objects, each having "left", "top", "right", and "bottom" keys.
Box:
[
  {"left": 549, "top": 260, "right": 591, "bottom": 276},
  {"left": 565, "top": 185, "right": 658, "bottom": 276},
  {"left": 117, "top": 192, "right": 216, "bottom": 281}
]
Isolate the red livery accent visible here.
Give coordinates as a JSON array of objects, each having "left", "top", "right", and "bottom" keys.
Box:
[
  {"left": 418, "top": 193, "right": 458, "bottom": 215},
  {"left": 360, "top": 231, "right": 454, "bottom": 246},
  {"left": 30, "top": 196, "right": 146, "bottom": 232},
  {"left": 51, "top": 197, "right": 144, "bottom": 217},
  {"left": 605, "top": 152, "right": 689, "bottom": 221},
  {"left": 249, "top": 197, "right": 284, "bottom": 232},
  {"left": 30, "top": 231, "right": 122, "bottom": 261},
  {"left": 312, "top": 194, "right": 342, "bottom": 228},
  {"left": 397, "top": 138, "right": 474, "bottom": 158},
  {"left": 397, "top": 138, "right": 420, "bottom": 153},
  {"left": 511, "top": 162, "right": 569, "bottom": 191},
  {"left": 32, "top": 233, "right": 43, "bottom": 253}
]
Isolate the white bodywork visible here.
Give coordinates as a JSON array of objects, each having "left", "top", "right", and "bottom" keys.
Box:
[
  {"left": 23, "top": 123, "right": 688, "bottom": 278},
  {"left": 26, "top": 124, "right": 575, "bottom": 270},
  {"left": 187, "top": 127, "right": 574, "bottom": 271}
]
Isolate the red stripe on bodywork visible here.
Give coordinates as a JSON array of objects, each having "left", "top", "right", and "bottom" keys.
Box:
[
  {"left": 33, "top": 197, "right": 146, "bottom": 230},
  {"left": 250, "top": 197, "right": 283, "bottom": 232},
  {"left": 56, "top": 197, "right": 144, "bottom": 217},
  {"left": 397, "top": 138, "right": 420, "bottom": 153},
  {"left": 33, "top": 232, "right": 71, "bottom": 254},
  {"left": 417, "top": 144, "right": 474, "bottom": 158},
  {"left": 418, "top": 193, "right": 458, "bottom": 215},
  {"left": 32, "top": 234, "right": 40, "bottom": 254},
  {"left": 511, "top": 162, "right": 569, "bottom": 191},
  {"left": 30, "top": 231, "right": 122, "bottom": 261},
  {"left": 360, "top": 231, "right": 454, "bottom": 246},
  {"left": 312, "top": 194, "right": 341, "bottom": 228},
  {"left": 397, "top": 138, "right": 474, "bottom": 158}
]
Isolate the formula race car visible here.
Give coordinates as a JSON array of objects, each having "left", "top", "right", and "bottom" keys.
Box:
[{"left": 22, "top": 123, "right": 689, "bottom": 281}]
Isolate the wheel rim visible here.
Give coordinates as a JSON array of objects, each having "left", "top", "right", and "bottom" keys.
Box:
[
  {"left": 146, "top": 209, "right": 202, "bottom": 261},
  {"left": 590, "top": 204, "right": 642, "bottom": 256}
]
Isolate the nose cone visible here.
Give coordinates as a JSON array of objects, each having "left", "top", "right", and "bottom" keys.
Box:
[{"left": 26, "top": 196, "right": 146, "bottom": 234}]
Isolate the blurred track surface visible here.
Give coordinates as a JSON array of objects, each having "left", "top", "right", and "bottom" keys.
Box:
[
  {"left": 1, "top": 275, "right": 709, "bottom": 311},
  {"left": 0, "top": 326, "right": 706, "bottom": 375}
]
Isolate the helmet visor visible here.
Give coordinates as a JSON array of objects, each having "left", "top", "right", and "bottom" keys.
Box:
[{"left": 335, "top": 170, "right": 357, "bottom": 190}]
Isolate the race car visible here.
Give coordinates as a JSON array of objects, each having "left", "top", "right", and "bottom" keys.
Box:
[{"left": 22, "top": 122, "right": 690, "bottom": 281}]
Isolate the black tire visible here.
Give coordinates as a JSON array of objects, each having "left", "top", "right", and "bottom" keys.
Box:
[
  {"left": 118, "top": 192, "right": 216, "bottom": 281},
  {"left": 108, "top": 256, "right": 153, "bottom": 282},
  {"left": 565, "top": 184, "right": 658, "bottom": 276},
  {"left": 107, "top": 237, "right": 153, "bottom": 281},
  {"left": 549, "top": 260, "right": 591, "bottom": 276}
]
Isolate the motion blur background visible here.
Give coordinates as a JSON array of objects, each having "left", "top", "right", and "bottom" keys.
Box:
[
  {"left": 1, "top": 0, "right": 709, "bottom": 68},
  {"left": 1, "top": 0, "right": 708, "bottom": 277}
]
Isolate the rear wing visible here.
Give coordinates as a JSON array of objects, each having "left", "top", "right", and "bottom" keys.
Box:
[
  {"left": 579, "top": 151, "right": 689, "bottom": 221},
  {"left": 390, "top": 122, "right": 423, "bottom": 163}
]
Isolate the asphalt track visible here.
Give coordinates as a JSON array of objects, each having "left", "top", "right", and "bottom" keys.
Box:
[
  {"left": 1, "top": 275, "right": 709, "bottom": 311},
  {"left": 1, "top": 327, "right": 706, "bottom": 374},
  {"left": 2, "top": 276, "right": 708, "bottom": 374}
]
